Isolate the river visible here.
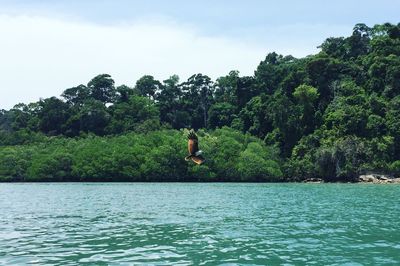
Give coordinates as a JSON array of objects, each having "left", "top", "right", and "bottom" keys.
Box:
[{"left": 0, "top": 183, "right": 399, "bottom": 265}]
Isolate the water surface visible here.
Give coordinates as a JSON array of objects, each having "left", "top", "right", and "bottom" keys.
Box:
[{"left": 0, "top": 183, "right": 399, "bottom": 265}]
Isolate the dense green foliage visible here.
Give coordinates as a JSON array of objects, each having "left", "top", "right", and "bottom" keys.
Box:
[
  {"left": 0, "top": 128, "right": 282, "bottom": 182},
  {"left": 1, "top": 23, "right": 400, "bottom": 182}
]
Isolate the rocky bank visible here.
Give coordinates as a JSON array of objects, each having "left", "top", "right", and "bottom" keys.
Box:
[{"left": 358, "top": 174, "right": 400, "bottom": 184}]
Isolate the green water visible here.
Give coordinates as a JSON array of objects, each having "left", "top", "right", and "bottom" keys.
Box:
[{"left": 0, "top": 183, "right": 399, "bottom": 265}]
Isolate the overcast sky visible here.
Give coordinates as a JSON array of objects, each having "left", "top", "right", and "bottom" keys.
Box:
[{"left": 0, "top": 0, "right": 399, "bottom": 109}]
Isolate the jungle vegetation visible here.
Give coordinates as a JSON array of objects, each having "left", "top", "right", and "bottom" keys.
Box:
[{"left": 1, "top": 23, "right": 400, "bottom": 182}]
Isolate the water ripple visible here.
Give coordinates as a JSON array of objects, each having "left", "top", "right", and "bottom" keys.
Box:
[{"left": 0, "top": 183, "right": 399, "bottom": 265}]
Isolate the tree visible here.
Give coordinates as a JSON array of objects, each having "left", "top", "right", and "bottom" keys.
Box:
[
  {"left": 115, "top": 85, "right": 138, "bottom": 103},
  {"left": 70, "top": 99, "right": 111, "bottom": 135},
  {"left": 255, "top": 52, "right": 297, "bottom": 95},
  {"left": 156, "top": 75, "right": 185, "bottom": 128},
  {"left": 318, "top": 37, "right": 348, "bottom": 59},
  {"left": 2, "top": 22, "right": 400, "bottom": 182},
  {"left": 238, "top": 95, "right": 271, "bottom": 138},
  {"left": 266, "top": 92, "right": 301, "bottom": 156},
  {"left": 236, "top": 76, "right": 259, "bottom": 109},
  {"left": 316, "top": 137, "right": 368, "bottom": 181},
  {"left": 61, "top": 85, "right": 90, "bottom": 106},
  {"left": 293, "top": 84, "right": 319, "bottom": 134},
  {"left": 323, "top": 81, "right": 369, "bottom": 137},
  {"left": 27, "top": 152, "right": 73, "bottom": 181},
  {"left": 386, "top": 96, "right": 400, "bottom": 159},
  {"left": 306, "top": 56, "right": 342, "bottom": 108},
  {"left": 181, "top": 74, "right": 214, "bottom": 129},
  {"left": 346, "top": 23, "right": 371, "bottom": 59},
  {"left": 236, "top": 142, "right": 283, "bottom": 181},
  {"left": 135, "top": 75, "right": 162, "bottom": 100},
  {"left": 208, "top": 102, "right": 236, "bottom": 129},
  {"left": 87, "top": 74, "right": 115, "bottom": 103},
  {"left": 214, "top": 70, "right": 239, "bottom": 105},
  {"left": 107, "top": 95, "right": 160, "bottom": 134},
  {"left": 37, "top": 97, "right": 70, "bottom": 135}
]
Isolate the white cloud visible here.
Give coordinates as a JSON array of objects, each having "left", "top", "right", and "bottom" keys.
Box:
[{"left": 0, "top": 14, "right": 335, "bottom": 109}]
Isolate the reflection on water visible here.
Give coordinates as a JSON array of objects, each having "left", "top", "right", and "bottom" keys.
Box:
[{"left": 0, "top": 183, "right": 399, "bottom": 265}]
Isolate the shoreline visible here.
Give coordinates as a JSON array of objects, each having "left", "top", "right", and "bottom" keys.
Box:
[{"left": 1, "top": 180, "right": 400, "bottom": 184}]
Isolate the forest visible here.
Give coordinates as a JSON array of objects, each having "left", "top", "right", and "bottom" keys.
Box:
[{"left": 1, "top": 22, "right": 400, "bottom": 182}]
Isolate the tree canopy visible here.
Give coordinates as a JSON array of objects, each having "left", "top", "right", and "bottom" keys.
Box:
[{"left": 1, "top": 22, "right": 400, "bottom": 182}]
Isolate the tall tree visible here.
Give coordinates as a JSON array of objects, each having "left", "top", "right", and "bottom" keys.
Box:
[
  {"left": 156, "top": 75, "right": 186, "bottom": 128},
  {"left": 135, "top": 75, "right": 162, "bottom": 100},
  {"left": 61, "top": 84, "right": 90, "bottom": 106},
  {"left": 87, "top": 74, "right": 115, "bottom": 103},
  {"left": 181, "top": 74, "right": 214, "bottom": 129},
  {"left": 114, "top": 85, "right": 138, "bottom": 103},
  {"left": 214, "top": 70, "right": 239, "bottom": 105},
  {"left": 37, "top": 97, "right": 70, "bottom": 135},
  {"left": 293, "top": 84, "right": 319, "bottom": 135},
  {"left": 107, "top": 95, "right": 159, "bottom": 134}
]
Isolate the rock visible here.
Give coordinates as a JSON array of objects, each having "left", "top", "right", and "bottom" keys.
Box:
[
  {"left": 359, "top": 175, "right": 374, "bottom": 182},
  {"left": 303, "top": 178, "right": 323, "bottom": 183},
  {"left": 358, "top": 174, "right": 399, "bottom": 184},
  {"left": 376, "top": 175, "right": 389, "bottom": 181},
  {"left": 391, "top": 178, "right": 400, "bottom": 183}
]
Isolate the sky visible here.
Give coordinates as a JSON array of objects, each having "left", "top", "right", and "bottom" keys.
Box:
[{"left": 0, "top": 0, "right": 399, "bottom": 109}]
